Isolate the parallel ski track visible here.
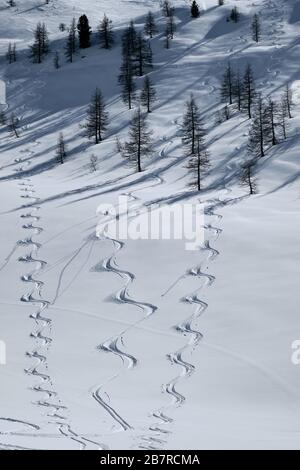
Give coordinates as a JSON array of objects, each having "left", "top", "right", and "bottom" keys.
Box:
[
  {"left": 6, "top": 152, "right": 107, "bottom": 450},
  {"left": 143, "top": 192, "right": 248, "bottom": 449},
  {"left": 92, "top": 175, "right": 163, "bottom": 433}
]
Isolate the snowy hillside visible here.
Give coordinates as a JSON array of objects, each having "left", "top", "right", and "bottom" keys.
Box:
[{"left": 0, "top": 0, "right": 300, "bottom": 450}]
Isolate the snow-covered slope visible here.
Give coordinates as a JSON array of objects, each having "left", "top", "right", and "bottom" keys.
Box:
[{"left": 0, "top": 0, "right": 300, "bottom": 450}]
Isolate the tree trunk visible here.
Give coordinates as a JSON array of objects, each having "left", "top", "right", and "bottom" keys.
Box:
[
  {"left": 137, "top": 117, "right": 142, "bottom": 172},
  {"left": 197, "top": 151, "right": 201, "bottom": 191}
]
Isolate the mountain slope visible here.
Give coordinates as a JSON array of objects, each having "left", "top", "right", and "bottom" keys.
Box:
[{"left": 0, "top": 0, "right": 300, "bottom": 449}]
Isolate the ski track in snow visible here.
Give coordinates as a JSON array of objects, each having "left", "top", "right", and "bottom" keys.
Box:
[
  {"left": 141, "top": 203, "right": 221, "bottom": 449},
  {"left": 0, "top": 0, "right": 298, "bottom": 450},
  {"left": 140, "top": 189, "right": 249, "bottom": 450},
  {"left": 91, "top": 174, "right": 164, "bottom": 436},
  {"left": 4, "top": 148, "right": 107, "bottom": 450}
]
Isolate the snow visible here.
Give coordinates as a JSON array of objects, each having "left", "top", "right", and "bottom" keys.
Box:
[
  {"left": 0, "top": 0, "right": 300, "bottom": 450},
  {"left": 290, "top": 0, "right": 300, "bottom": 23}
]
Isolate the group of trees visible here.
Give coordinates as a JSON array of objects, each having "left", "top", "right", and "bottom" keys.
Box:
[
  {"left": 220, "top": 60, "right": 293, "bottom": 194},
  {"left": 226, "top": 5, "right": 262, "bottom": 44},
  {"left": 226, "top": 6, "right": 263, "bottom": 43},
  {"left": 29, "top": 13, "right": 114, "bottom": 64},
  {"left": 30, "top": 22, "right": 49, "bottom": 63},
  {"left": 82, "top": 73, "right": 157, "bottom": 171},
  {"left": 80, "top": 85, "right": 210, "bottom": 183},
  {"left": 3, "top": 1, "right": 294, "bottom": 195},
  {"left": 244, "top": 86, "right": 293, "bottom": 194},
  {"left": 119, "top": 21, "right": 153, "bottom": 109},
  {"left": 8, "top": 0, "right": 223, "bottom": 66},
  {"left": 7, "top": 0, "right": 227, "bottom": 65},
  {"left": 221, "top": 62, "right": 256, "bottom": 118},
  {"left": 5, "top": 0, "right": 258, "bottom": 67},
  {"left": 228, "top": 6, "right": 240, "bottom": 23},
  {"left": 247, "top": 86, "right": 292, "bottom": 159}
]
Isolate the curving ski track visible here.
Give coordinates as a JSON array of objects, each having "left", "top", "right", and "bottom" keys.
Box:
[
  {"left": 144, "top": 192, "right": 248, "bottom": 449},
  {"left": 92, "top": 176, "right": 163, "bottom": 434}
]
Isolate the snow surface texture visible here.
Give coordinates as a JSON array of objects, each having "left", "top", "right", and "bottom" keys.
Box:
[{"left": 0, "top": 0, "right": 300, "bottom": 450}]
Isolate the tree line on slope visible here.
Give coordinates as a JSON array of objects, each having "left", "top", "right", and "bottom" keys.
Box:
[
  {"left": 1, "top": 1, "right": 295, "bottom": 195},
  {"left": 219, "top": 61, "right": 293, "bottom": 194},
  {"left": 5, "top": 0, "right": 264, "bottom": 64},
  {"left": 6, "top": 1, "right": 240, "bottom": 65}
]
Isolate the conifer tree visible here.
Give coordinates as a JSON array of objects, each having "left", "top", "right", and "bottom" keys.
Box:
[
  {"left": 30, "top": 22, "right": 49, "bottom": 63},
  {"left": 187, "top": 131, "right": 209, "bottom": 191},
  {"left": 41, "top": 23, "right": 49, "bottom": 52},
  {"left": 90, "top": 154, "right": 98, "bottom": 172},
  {"left": 164, "top": 22, "right": 171, "bottom": 49},
  {"left": 241, "top": 160, "right": 257, "bottom": 195},
  {"left": 123, "top": 107, "right": 153, "bottom": 172},
  {"left": 278, "top": 97, "right": 288, "bottom": 140},
  {"left": 65, "top": 18, "right": 77, "bottom": 62},
  {"left": 181, "top": 95, "right": 202, "bottom": 155},
  {"left": 98, "top": 14, "right": 114, "bottom": 49},
  {"left": 283, "top": 83, "right": 293, "bottom": 119},
  {"left": 167, "top": 8, "right": 176, "bottom": 39},
  {"left": 0, "top": 110, "right": 7, "bottom": 126},
  {"left": 241, "top": 63, "right": 256, "bottom": 118},
  {"left": 247, "top": 95, "right": 270, "bottom": 159},
  {"left": 7, "top": 42, "right": 12, "bottom": 64},
  {"left": 135, "top": 33, "right": 152, "bottom": 76},
  {"left": 233, "top": 69, "right": 242, "bottom": 111},
  {"left": 8, "top": 113, "right": 20, "bottom": 138},
  {"left": 229, "top": 6, "right": 240, "bottom": 23},
  {"left": 6, "top": 43, "right": 17, "bottom": 64},
  {"left": 85, "top": 88, "right": 109, "bottom": 144},
  {"left": 265, "top": 98, "right": 279, "bottom": 146},
  {"left": 141, "top": 76, "right": 157, "bottom": 113},
  {"left": 251, "top": 13, "right": 261, "bottom": 43},
  {"left": 119, "top": 48, "right": 136, "bottom": 109},
  {"left": 77, "top": 15, "right": 91, "bottom": 49},
  {"left": 182, "top": 95, "right": 209, "bottom": 190},
  {"left": 191, "top": 1, "right": 200, "bottom": 18},
  {"left": 161, "top": 0, "right": 172, "bottom": 17},
  {"left": 221, "top": 62, "right": 235, "bottom": 105},
  {"left": 12, "top": 42, "right": 17, "bottom": 62},
  {"left": 56, "top": 132, "right": 67, "bottom": 164},
  {"left": 144, "top": 11, "right": 157, "bottom": 38},
  {"left": 122, "top": 21, "right": 138, "bottom": 58}
]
